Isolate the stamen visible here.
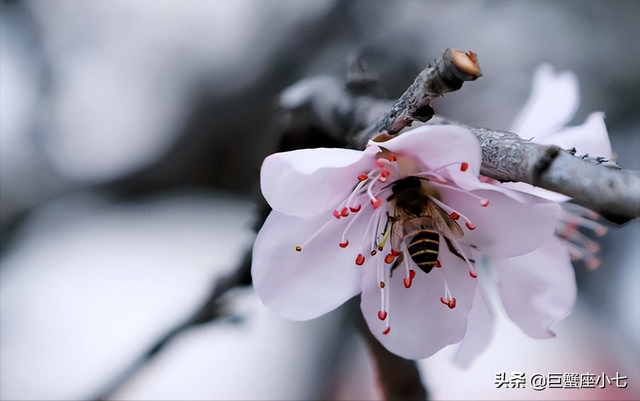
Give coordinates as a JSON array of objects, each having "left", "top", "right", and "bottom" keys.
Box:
[
  {"left": 358, "top": 173, "right": 369, "bottom": 182},
  {"left": 378, "top": 310, "right": 388, "bottom": 320},
  {"left": 382, "top": 326, "right": 391, "bottom": 335},
  {"left": 403, "top": 243, "right": 413, "bottom": 288},
  {"left": 339, "top": 240, "right": 349, "bottom": 248},
  {"left": 384, "top": 253, "right": 395, "bottom": 264},
  {"left": 355, "top": 254, "right": 365, "bottom": 265},
  {"left": 436, "top": 269, "right": 456, "bottom": 309},
  {"left": 340, "top": 205, "right": 367, "bottom": 246},
  {"left": 429, "top": 181, "right": 492, "bottom": 208},
  {"left": 349, "top": 205, "right": 362, "bottom": 213},
  {"left": 460, "top": 162, "right": 469, "bottom": 172},
  {"left": 333, "top": 210, "right": 341, "bottom": 219},
  {"left": 445, "top": 235, "right": 478, "bottom": 278},
  {"left": 340, "top": 207, "right": 349, "bottom": 217},
  {"left": 388, "top": 154, "right": 397, "bottom": 162},
  {"left": 434, "top": 260, "right": 442, "bottom": 268},
  {"left": 296, "top": 219, "right": 334, "bottom": 251},
  {"left": 375, "top": 159, "right": 386, "bottom": 168},
  {"left": 428, "top": 195, "right": 477, "bottom": 230},
  {"left": 371, "top": 198, "right": 382, "bottom": 208}
]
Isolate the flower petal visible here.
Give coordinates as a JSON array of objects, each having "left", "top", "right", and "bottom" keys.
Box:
[
  {"left": 534, "top": 112, "right": 612, "bottom": 160},
  {"left": 376, "top": 125, "right": 482, "bottom": 175},
  {"left": 252, "top": 209, "right": 369, "bottom": 320},
  {"left": 498, "top": 181, "right": 571, "bottom": 203},
  {"left": 509, "top": 64, "right": 579, "bottom": 141},
  {"left": 493, "top": 238, "right": 576, "bottom": 338},
  {"left": 260, "top": 148, "right": 371, "bottom": 217},
  {"left": 360, "top": 244, "right": 477, "bottom": 359},
  {"left": 452, "top": 284, "right": 494, "bottom": 368},
  {"left": 439, "top": 187, "right": 560, "bottom": 258}
]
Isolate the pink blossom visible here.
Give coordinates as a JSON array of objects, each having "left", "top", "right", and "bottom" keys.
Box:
[
  {"left": 252, "top": 124, "right": 560, "bottom": 359},
  {"left": 453, "top": 65, "right": 611, "bottom": 366}
]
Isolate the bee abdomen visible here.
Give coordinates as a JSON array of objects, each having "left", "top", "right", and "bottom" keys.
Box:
[{"left": 407, "top": 230, "right": 440, "bottom": 274}]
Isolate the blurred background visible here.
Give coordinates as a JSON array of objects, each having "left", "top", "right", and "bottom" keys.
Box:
[{"left": 1, "top": 0, "right": 638, "bottom": 400}]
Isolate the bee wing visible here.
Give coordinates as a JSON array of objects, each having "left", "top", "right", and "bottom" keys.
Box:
[{"left": 424, "top": 202, "right": 464, "bottom": 239}]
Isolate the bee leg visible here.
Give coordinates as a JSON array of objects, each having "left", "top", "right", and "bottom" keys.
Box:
[
  {"left": 390, "top": 253, "right": 404, "bottom": 277},
  {"left": 444, "top": 237, "right": 475, "bottom": 263}
]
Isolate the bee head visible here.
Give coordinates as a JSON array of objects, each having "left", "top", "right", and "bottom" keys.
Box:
[{"left": 391, "top": 176, "right": 422, "bottom": 194}]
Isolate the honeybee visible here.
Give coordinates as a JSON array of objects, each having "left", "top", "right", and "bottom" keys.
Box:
[{"left": 387, "top": 176, "right": 465, "bottom": 274}]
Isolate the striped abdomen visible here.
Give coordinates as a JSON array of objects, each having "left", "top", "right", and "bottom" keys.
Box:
[{"left": 407, "top": 230, "right": 440, "bottom": 274}]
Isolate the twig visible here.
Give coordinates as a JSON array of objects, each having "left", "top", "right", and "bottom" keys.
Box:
[{"left": 352, "top": 48, "right": 481, "bottom": 146}]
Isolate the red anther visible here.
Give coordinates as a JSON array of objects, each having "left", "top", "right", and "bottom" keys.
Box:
[
  {"left": 339, "top": 240, "right": 349, "bottom": 248},
  {"left": 480, "top": 198, "right": 490, "bottom": 207},
  {"left": 371, "top": 198, "right": 382, "bottom": 208},
  {"left": 403, "top": 277, "right": 412, "bottom": 288},
  {"left": 434, "top": 260, "right": 442, "bottom": 268},
  {"left": 349, "top": 205, "right": 362, "bottom": 213},
  {"left": 355, "top": 254, "right": 365, "bottom": 266},
  {"left": 379, "top": 281, "right": 385, "bottom": 289},
  {"left": 382, "top": 326, "right": 391, "bottom": 335},
  {"left": 333, "top": 210, "right": 341, "bottom": 219},
  {"left": 440, "top": 297, "right": 456, "bottom": 309},
  {"left": 469, "top": 270, "right": 478, "bottom": 278},
  {"left": 295, "top": 245, "right": 302, "bottom": 252},
  {"left": 377, "top": 311, "right": 388, "bottom": 321},
  {"left": 388, "top": 154, "right": 397, "bottom": 162},
  {"left": 465, "top": 221, "right": 476, "bottom": 230},
  {"left": 390, "top": 248, "right": 402, "bottom": 256},
  {"left": 460, "top": 162, "right": 469, "bottom": 172},
  {"left": 384, "top": 253, "right": 395, "bottom": 264},
  {"left": 409, "top": 270, "right": 416, "bottom": 279},
  {"left": 449, "top": 211, "right": 460, "bottom": 220},
  {"left": 380, "top": 168, "right": 390, "bottom": 178},
  {"left": 375, "top": 159, "right": 385, "bottom": 168},
  {"left": 340, "top": 207, "right": 349, "bottom": 217},
  {"left": 357, "top": 173, "right": 369, "bottom": 181}
]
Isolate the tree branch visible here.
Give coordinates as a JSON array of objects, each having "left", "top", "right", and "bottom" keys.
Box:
[
  {"left": 279, "top": 48, "right": 640, "bottom": 224},
  {"left": 426, "top": 116, "right": 640, "bottom": 224}
]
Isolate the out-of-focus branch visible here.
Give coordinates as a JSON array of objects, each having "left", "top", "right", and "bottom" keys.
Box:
[{"left": 358, "top": 311, "right": 428, "bottom": 400}]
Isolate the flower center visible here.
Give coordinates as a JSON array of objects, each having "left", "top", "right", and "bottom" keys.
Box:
[{"left": 295, "top": 151, "right": 487, "bottom": 336}]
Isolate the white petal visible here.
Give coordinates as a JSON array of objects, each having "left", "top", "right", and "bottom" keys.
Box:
[
  {"left": 376, "top": 125, "right": 482, "bottom": 175},
  {"left": 260, "top": 148, "right": 371, "bottom": 217},
  {"left": 453, "top": 284, "right": 494, "bottom": 368},
  {"left": 494, "top": 238, "right": 576, "bottom": 338},
  {"left": 360, "top": 244, "right": 477, "bottom": 360},
  {"left": 499, "top": 181, "right": 571, "bottom": 203},
  {"left": 439, "top": 187, "right": 561, "bottom": 258},
  {"left": 509, "top": 64, "right": 579, "bottom": 141},
  {"left": 534, "top": 112, "right": 613, "bottom": 160},
  {"left": 252, "top": 210, "right": 369, "bottom": 320}
]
